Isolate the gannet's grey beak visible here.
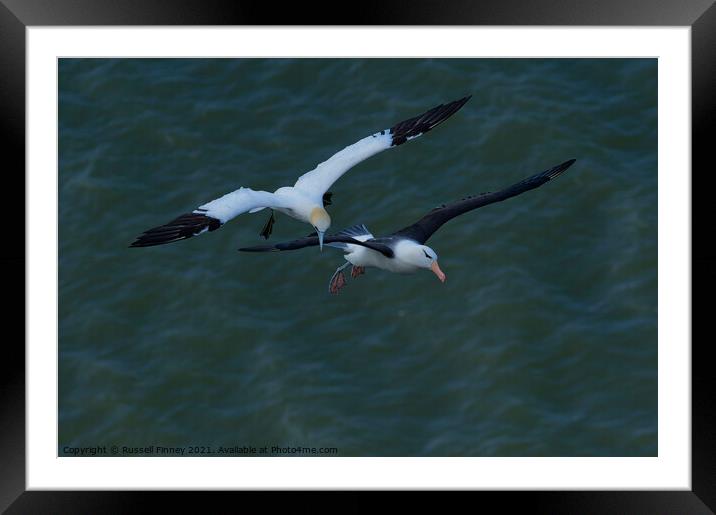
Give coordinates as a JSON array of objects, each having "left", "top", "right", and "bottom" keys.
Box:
[{"left": 318, "top": 231, "right": 325, "bottom": 252}]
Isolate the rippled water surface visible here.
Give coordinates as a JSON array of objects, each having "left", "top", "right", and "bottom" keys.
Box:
[{"left": 58, "top": 58, "right": 657, "bottom": 456}]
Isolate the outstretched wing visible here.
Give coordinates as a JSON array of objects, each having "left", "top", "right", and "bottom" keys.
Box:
[
  {"left": 393, "top": 159, "right": 577, "bottom": 244},
  {"left": 293, "top": 96, "right": 471, "bottom": 198},
  {"left": 130, "top": 187, "right": 288, "bottom": 248},
  {"left": 239, "top": 228, "right": 394, "bottom": 257}
]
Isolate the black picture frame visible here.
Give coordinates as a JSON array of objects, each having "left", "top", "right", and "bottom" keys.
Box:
[{"left": 2, "top": 1, "right": 711, "bottom": 511}]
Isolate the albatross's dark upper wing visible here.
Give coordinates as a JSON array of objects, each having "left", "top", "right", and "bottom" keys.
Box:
[
  {"left": 393, "top": 159, "right": 576, "bottom": 244},
  {"left": 239, "top": 234, "right": 395, "bottom": 257}
]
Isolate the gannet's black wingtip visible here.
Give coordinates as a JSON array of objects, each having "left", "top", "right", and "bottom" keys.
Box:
[
  {"left": 130, "top": 212, "right": 222, "bottom": 248},
  {"left": 390, "top": 96, "right": 471, "bottom": 147}
]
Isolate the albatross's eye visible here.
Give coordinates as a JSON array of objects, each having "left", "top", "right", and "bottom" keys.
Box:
[{"left": 423, "top": 250, "right": 431, "bottom": 259}]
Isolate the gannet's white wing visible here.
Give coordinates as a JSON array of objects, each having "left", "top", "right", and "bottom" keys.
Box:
[
  {"left": 195, "top": 188, "right": 289, "bottom": 223},
  {"left": 130, "top": 187, "right": 289, "bottom": 247},
  {"left": 293, "top": 96, "right": 471, "bottom": 198},
  {"left": 293, "top": 132, "right": 393, "bottom": 198}
]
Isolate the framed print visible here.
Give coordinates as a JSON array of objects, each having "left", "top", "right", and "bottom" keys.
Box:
[{"left": 2, "top": 0, "right": 712, "bottom": 511}]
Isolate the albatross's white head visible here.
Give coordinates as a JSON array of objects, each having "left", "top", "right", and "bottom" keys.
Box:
[
  {"left": 404, "top": 244, "right": 446, "bottom": 283},
  {"left": 309, "top": 207, "right": 332, "bottom": 251}
]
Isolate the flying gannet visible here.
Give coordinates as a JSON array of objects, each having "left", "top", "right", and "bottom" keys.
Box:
[
  {"left": 130, "top": 96, "right": 471, "bottom": 250},
  {"left": 239, "top": 159, "right": 576, "bottom": 293}
]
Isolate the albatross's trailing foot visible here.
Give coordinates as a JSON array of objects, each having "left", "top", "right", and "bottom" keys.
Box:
[
  {"left": 329, "top": 263, "right": 350, "bottom": 294},
  {"left": 351, "top": 266, "right": 365, "bottom": 278}
]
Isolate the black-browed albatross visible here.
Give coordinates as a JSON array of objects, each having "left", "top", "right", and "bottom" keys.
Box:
[
  {"left": 130, "top": 96, "right": 471, "bottom": 250},
  {"left": 239, "top": 159, "right": 576, "bottom": 294}
]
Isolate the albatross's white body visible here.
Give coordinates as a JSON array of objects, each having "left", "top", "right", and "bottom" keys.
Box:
[{"left": 342, "top": 237, "right": 422, "bottom": 274}]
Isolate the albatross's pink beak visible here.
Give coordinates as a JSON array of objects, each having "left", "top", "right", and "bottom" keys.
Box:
[{"left": 431, "top": 261, "right": 446, "bottom": 283}]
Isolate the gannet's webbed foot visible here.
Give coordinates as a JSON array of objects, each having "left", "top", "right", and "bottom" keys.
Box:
[
  {"left": 328, "top": 262, "right": 350, "bottom": 295},
  {"left": 351, "top": 266, "right": 365, "bottom": 278},
  {"left": 322, "top": 192, "right": 333, "bottom": 207},
  {"left": 259, "top": 210, "right": 275, "bottom": 239}
]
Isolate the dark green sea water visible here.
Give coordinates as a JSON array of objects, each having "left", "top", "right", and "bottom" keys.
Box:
[{"left": 58, "top": 58, "right": 657, "bottom": 457}]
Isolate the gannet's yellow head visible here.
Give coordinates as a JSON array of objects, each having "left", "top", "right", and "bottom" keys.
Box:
[
  {"left": 310, "top": 207, "right": 331, "bottom": 232},
  {"left": 309, "top": 207, "right": 331, "bottom": 251}
]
